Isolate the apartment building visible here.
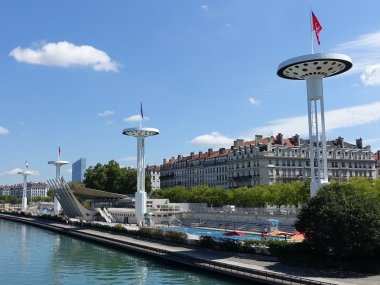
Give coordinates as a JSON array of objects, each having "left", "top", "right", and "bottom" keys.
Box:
[
  {"left": 161, "top": 134, "right": 376, "bottom": 189},
  {"left": 146, "top": 165, "right": 161, "bottom": 191},
  {"left": 0, "top": 182, "right": 49, "bottom": 199},
  {"left": 375, "top": 150, "right": 380, "bottom": 179},
  {"left": 160, "top": 148, "right": 230, "bottom": 189}
]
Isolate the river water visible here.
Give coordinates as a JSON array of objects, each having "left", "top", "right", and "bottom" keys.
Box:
[{"left": 0, "top": 219, "right": 250, "bottom": 285}]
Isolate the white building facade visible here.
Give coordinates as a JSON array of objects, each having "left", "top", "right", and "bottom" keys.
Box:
[
  {"left": 146, "top": 165, "right": 161, "bottom": 191},
  {"left": 160, "top": 134, "right": 376, "bottom": 189},
  {"left": 0, "top": 182, "right": 49, "bottom": 199}
]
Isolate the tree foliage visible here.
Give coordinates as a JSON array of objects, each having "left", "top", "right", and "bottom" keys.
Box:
[
  {"left": 295, "top": 180, "right": 380, "bottom": 259},
  {"left": 31, "top": 196, "right": 53, "bottom": 203},
  {"left": 83, "top": 160, "right": 151, "bottom": 195},
  {"left": 0, "top": 195, "right": 21, "bottom": 204},
  {"left": 153, "top": 180, "right": 310, "bottom": 207}
]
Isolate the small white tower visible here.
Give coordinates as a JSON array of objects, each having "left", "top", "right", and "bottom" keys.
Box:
[
  {"left": 18, "top": 162, "right": 33, "bottom": 211},
  {"left": 122, "top": 127, "right": 159, "bottom": 225},
  {"left": 277, "top": 53, "right": 352, "bottom": 197},
  {"left": 48, "top": 147, "right": 69, "bottom": 215}
]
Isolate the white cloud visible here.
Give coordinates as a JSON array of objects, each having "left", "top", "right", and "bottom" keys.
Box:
[
  {"left": 248, "top": 97, "right": 260, "bottom": 106},
  {"left": 360, "top": 64, "right": 380, "bottom": 86},
  {"left": 201, "top": 5, "right": 209, "bottom": 11},
  {"left": 0, "top": 167, "right": 39, "bottom": 177},
  {"left": 123, "top": 114, "right": 149, "bottom": 123},
  {"left": 9, "top": 41, "right": 120, "bottom": 72},
  {"left": 98, "top": 110, "right": 114, "bottom": 117},
  {"left": 364, "top": 137, "right": 380, "bottom": 151},
  {"left": 191, "top": 132, "right": 234, "bottom": 147},
  {"left": 254, "top": 102, "right": 380, "bottom": 137},
  {"left": 119, "top": 156, "right": 136, "bottom": 162},
  {"left": 0, "top": 168, "right": 23, "bottom": 176},
  {"left": 0, "top": 126, "right": 9, "bottom": 135},
  {"left": 337, "top": 31, "right": 380, "bottom": 85}
]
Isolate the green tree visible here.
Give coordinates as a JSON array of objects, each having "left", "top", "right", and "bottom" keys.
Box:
[
  {"left": 0, "top": 195, "right": 21, "bottom": 204},
  {"left": 84, "top": 160, "right": 152, "bottom": 195},
  {"left": 153, "top": 186, "right": 190, "bottom": 202},
  {"left": 31, "top": 196, "right": 53, "bottom": 203},
  {"left": 295, "top": 182, "right": 380, "bottom": 259}
]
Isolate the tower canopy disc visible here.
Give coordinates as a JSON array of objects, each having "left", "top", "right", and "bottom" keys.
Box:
[
  {"left": 122, "top": 127, "right": 159, "bottom": 138},
  {"left": 277, "top": 53, "right": 352, "bottom": 80}
]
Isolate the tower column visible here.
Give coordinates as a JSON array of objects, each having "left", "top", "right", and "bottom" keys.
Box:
[
  {"left": 306, "top": 77, "right": 327, "bottom": 197},
  {"left": 22, "top": 175, "right": 28, "bottom": 211},
  {"left": 135, "top": 136, "right": 147, "bottom": 224}
]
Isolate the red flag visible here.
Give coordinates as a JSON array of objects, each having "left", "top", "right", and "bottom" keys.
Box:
[{"left": 312, "top": 11, "right": 322, "bottom": 45}]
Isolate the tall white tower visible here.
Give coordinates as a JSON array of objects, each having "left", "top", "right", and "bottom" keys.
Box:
[
  {"left": 48, "top": 147, "right": 69, "bottom": 215},
  {"left": 18, "top": 162, "right": 33, "bottom": 211},
  {"left": 122, "top": 127, "right": 159, "bottom": 225},
  {"left": 277, "top": 53, "right": 352, "bottom": 197}
]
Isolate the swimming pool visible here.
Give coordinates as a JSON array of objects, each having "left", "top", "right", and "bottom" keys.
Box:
[{"left": 162, "top": 226, "right": 286, "bottom": 241}]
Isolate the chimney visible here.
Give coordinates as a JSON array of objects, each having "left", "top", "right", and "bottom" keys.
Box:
[
  {"left": 291, "top": 134, "right": 300, "bottom": 146},
  {"left": 255, "top": 134, "right": 263, "bottom": 145},
  {"left": 190, "top": 152, "right": 194, "bottom": 159},
  {"left": 356, "top": 138, "right": 363, "bottom": 149},
  {"left": 199, "top": 151, "right": 202, "bottom": 157},
  {"left": 267, "top": 140, "right": 272, "bottom": 152},
  {"left": 177, "top": 155, "right": 182, "bottom": 161},
  {"left": 219, "top": 148, "right": 225, "bottom": 155},
  {"left": 336, "top": 136, "right": 344, "bottom": 148},
  {"left": 276, "top": 133, "right": 283, "bottom": 145},
  {"left": 208, "top": 148, "right": 213, "bottom": 156},
  {"left": 233, "top": 139, "right": 244, "bottom": 148}
]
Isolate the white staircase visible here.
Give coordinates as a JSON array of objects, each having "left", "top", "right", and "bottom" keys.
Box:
[
  {"left": 103, "top": 208, "right": 116, "bottom": 223},
  {"left": 96, "top": 208, "right": 112, "bottom": 223}
]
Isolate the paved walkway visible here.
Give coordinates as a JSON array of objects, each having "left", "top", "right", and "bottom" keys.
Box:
[
  {"left": 2, "top": 214, "right": 380, "bottom": 285},
  {"left": 53, "top": 221, "right": 380, "bottom": 285}
]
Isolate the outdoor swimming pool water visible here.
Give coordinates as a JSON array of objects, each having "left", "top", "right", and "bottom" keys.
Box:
[{"left": 162, "top": 226, "right": 287, "bottom": 241}]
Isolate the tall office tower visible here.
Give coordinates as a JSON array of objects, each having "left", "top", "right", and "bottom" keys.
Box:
[{"left": 72, "top": 158, "right": 87, "bottom": 182}]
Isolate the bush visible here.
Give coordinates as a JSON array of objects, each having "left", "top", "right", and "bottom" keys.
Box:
[
  {"left": 218, "top": 238, "right": 243, "bottom": 252},
  {"left": 198, "top": 236, "right": 217, "bottom": 249},
  {"left": 295, "top": 182, "right": 380, "bottom": 259},
  {"left": 164, "top": 230, "right": 187, "bottom": 243}
]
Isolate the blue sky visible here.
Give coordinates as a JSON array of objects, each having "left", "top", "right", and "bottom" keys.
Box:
[{"left": 1, "top": 0, "right": 380, "bottom": 185}]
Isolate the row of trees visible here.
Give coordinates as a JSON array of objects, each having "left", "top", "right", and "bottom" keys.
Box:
[
  {"left": 83, "top": 160, "right": 152, "bottom": 195},
  {"left": 0, "top": 195, "right": 21, "bottom": 204},
  {"left": 153, "top": 180, "right": 310, "bottom": 208}
]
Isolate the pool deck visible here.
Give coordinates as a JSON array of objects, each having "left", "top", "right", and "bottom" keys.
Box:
[
  {"left": 191, "top": 226, "right": 305, "bottom": 241},
  {"left": 1, "top": 213, "right": 379, "bottom": 285}
]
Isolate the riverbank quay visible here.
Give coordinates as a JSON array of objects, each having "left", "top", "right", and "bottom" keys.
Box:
[{"left": 0, "top": 214, "right": 378, "bottom": 285}]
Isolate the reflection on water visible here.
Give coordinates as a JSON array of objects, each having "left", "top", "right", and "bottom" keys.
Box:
[{"left": 0, "top": 219, "right": 249, "bottom": 285}]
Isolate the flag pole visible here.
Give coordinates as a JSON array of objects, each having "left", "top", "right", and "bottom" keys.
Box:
[{"left": 310, "top": 8, "right": 314, "bottom": 54}]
